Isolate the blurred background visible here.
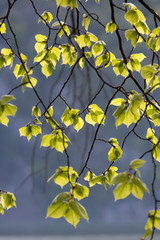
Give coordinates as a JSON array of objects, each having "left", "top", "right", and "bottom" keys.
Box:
[{"left": 0, "top": 0, "right": 160, "bottom": 237}]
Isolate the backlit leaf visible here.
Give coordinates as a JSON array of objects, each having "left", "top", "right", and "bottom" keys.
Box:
[
  {"left": 92, "top": 41, "right": 105, "bottom": 57},
  {"left": 32, "top": 106, "right": 41, "bottom": 117},
  {"left": 134, "top": 20, "right": 150, "bottom": 35},
  {"left": 82, "top": 14, "right": 90, "bottom": 31},
  {"left": 112, "top": 59, "right": 129, "bottom": 77},
  {"left": 85, "top": 104, "right": 105, "bottom": 126},
  {"left": 141, "top": 65, "right": 157, "bottom": 79},
  {"left": 60, "top": 44, "right": 77, "bottom": 66},
  {"left": 110, "top": 172, "right": 130, "bottom": 185},
  {"left": 64, "top": 204, "right": 80, "bottom": 227},
  {"left": 41, "top": 129, "right": 70, "bottom": 153},
  {"left": 129, "top": 159, "right": 146, "bottom": 170},
  {"left": 113, "top": 182, "right": 132, "bottom": 201},
  {"left": 39, "top": 11, "right": 53, "bottom": 23},
  {"left": 105, "top": 22, "right": 117, "bottom": 34},
  {"left": 1, "top": 192, "right": 16, "bottom": 209},
  {"left": 125, "top": 29, "right": 143, "bottom": 47},
  {"left": 72, "top": 183, "right": 89, "bottom": 200},
  {"left": 61, "top": 107, "right": 84, "bottom": 132},
  {"left": 19, "top": 124, "right": 42, "bottom": 141},
  {"left": 0, "top": 22, "right": 6, "bottom": 34},
  {"left": 0, "top": 95, "right": 17, "bottom": 126},
  {"left": 21, "top": 75, "right": 37, "bottom": 92},
  {"left": 56, "top": 0, "right": 78, "bottom": 9}
]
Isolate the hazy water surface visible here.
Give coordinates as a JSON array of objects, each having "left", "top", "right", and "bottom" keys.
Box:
[{"left": 0, "top": 236, "right": 159, "bottom": 240}]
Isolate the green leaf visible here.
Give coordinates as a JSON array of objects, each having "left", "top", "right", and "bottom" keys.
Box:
[
  {"left": 112, "top": 59, "right": 129, "bottom": 77},
  {"left": 79, "top": 57, "right": 85, "bottom": 69},
  {"left": 84, "top": 51, "right": 92, "bottom": 58},
  {"left": 0, "top": 22, "right": 6, "bottom": 34},
  {"left": 34, "top": 51, "right": 46, "bottom": 63},
  {"left": 129, "top": 159, "right": 146, "bottom": 169},
  {"left": 39, "top": 11, "right": 53, "bottom": 23},
  {"left": 134, "top": 20, "right": 150, "bottom": 35},
  {"left": 131, "top": 184, "right": 144, "bottom": 199},
  {"left": 110, "top": 172, "right": 130, "bottom": 185},
  {"left": 123, "top": 92, "right": 144, "bottom": 127},
  {"left": 48, "top": 166, "right": 78, "bottom": 188},
  {"left": 130, "top": 53, "right": 146, "bottom": 62},
  {"left": 72, "top": 183, "right": 89, "bottom": 200},
  {"left": 47, "top": 201, "right": 69, "bottom": 219},
  {"left": 143, "top": 229, "right": 152, "bottom": 239},
  {"left": 61, "top": 107, "right": 84, "bottom": 132},
  {"left": 1, "top": 192, "right": 16, "bottom": 209},
  {"left": 74, "top": 32, "right": 98, "bottom": 49},
  {"left": 84, "top": 171, "right": 101, "bottom": 187},
  {"left": 146, "top": 28, "right": 160, "bottom": 52},
  {"left": 132, "top": 176, "right": 149, "bottom": 199},
  {"left": 110, "top": 98, "right": 125, "bottom": 106},
  {"left": 41, "top": 60, "right": 54, "bottom": 77},
  {"left": 0, "top": 204, "right": 4, "bottom": 215},
  {"left": 0, "top": 54, "right": 6, "bottom": 68},
  {"left": 125, "top": 10, "right": 139, "bottom": 25},
  {"left": 125, "top": 29, "right": 143, "bottom": 47},
  {"left": 92, "top": 41, "right": 105, "bottom": 57},
  {"left": 127, "top": 58, "right": 141, "bottom": 72},
  {"left": 56, "top": 0, "right": 78, "bottom": 9},
  {"left": 60, "top": 44, "right": 77, "bottom": 66},
  {"left": 64, "top": 204, "right": 80, "bottom": 227},
  {"left": 124, "top": 4, "right": 146, "bottom": 25},
  {"left": 104, "top": 167, "right": 118, "bottom": 184},
  {"left": 112, "top": 92, "right": 143, "bottom": 128},
  {"left": 41, "top": 129, "right": 70, "bottom": 153},
  {"left": 82, "top": 14, "right": 90, "bottom": 31},
  {"left": 87, "top": 32, "right": 98, "bottom": 42},
  {"left": 141, "top": 65, "right": 157, "bottom": 79},
  {"left": 32, "top": 106, "right": 41, "bottom": 117},
  {"left": 68, "top": 200, "right": 89, "bottom": 221},
  {"left": 34, "top": 34, "right": 47, "bottom": 53},
  {"left": 0, "top": 95, "right": 17, "bottom": 126},
  {"left": 95, "top": 51, "right": 115, "bottom": 68},
  {"left": 45, "top": 106, "right": 54, "bottom": 118},
  {"left": 14, "top": 64, "right": 26, "bottom": 79},
  {"left": 58, "top": 24, "right": 70, "bottom": 38},
  {"left": 19, "top": 124, "right": 42, "bottom": 141},
  {"left": 64, "top": 199, "right": 88, "bottom": 227},
  {"left": 85, "top": 104, "right": 105, "bottom": 126},
  {"left": 113, "top": 182, "right": 132, "bottom": 201},
  {"left": 1, "top": 48, "right": 14, "bottom": 67},
  {"left": 105, "top": 22, "right": 117, "bottom": 34},
  {"left": 21, "top": 75, "right": 37, "bottom": 92},
  {"left": 152, "top": 113, "right": 160, "bottom": 126},
  {"left": 0, "top": 95, "right": 15, "bottom": 105},
  {"left": 108, "top": 138, "right": 123, "bottom": 162},
  {"left": 108, "top": 145, "right": 122, "bottom": 162},
  {"left": 112, "top": 103, "right": 126, "bottom": 127},
  {"left": 46, "top": 192, "right": 88, "bottom": 228}
]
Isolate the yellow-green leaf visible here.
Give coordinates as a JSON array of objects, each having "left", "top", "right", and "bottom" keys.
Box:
[
  {"left": 1, "top": 192, "right": 16, "bottom": 209},
  {"left": 105, "top": 22, "right": 117, "bottom": 34},
  {"left": 113, "top": 182, "right": 132, "bottom": 201},
  {"left": 61, "top": 107, "right": 84, "bottom": 132},
  {"left": 39, "top": 11, "right": 53, "bottom": 23},
  {"left": 72, "top": 183, "right": 89, "bottom": 200},
  {"left": 82, "top": 14, "right": 90, "bottom": 31},
  {"left": 56, "top": 0, "right": 78, "bottom": 9},
  {"left": 0, "top": 22, "right": 6, "bottom": 34},
  {"left": 41, "top": 129, "right": 70, "bottom": 153},
  {"left": 85, "top": 104, "right": 105, "bottom": 126}
]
